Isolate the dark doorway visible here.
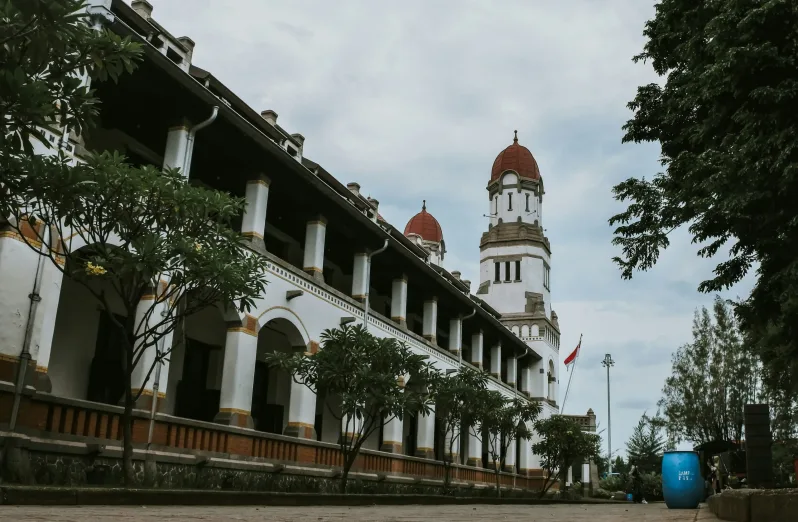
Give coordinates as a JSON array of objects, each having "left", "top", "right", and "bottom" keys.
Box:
[
  {"left": 86, "top": 312, "right": 126, "bottom": 406},
  {"left": 174, "top": 338, "right": 221, "bottom": 422}
]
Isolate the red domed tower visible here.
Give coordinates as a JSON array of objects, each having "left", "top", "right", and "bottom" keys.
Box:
[
  {"left": 404, "top": 200, "right": 445, "bottom": 265},
  {"left": 486, "top": 130, "right": 545, "bottom": 228},
  {"left": 478, "top": 131, "right": 559, "bottom": 412},
  {"left": 490, "top": 130, "right": 541, "bottom": 183}
]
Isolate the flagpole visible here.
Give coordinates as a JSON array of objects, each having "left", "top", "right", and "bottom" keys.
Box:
[{"left": 560, "top": 333, "right": 582, "bottom": 414}]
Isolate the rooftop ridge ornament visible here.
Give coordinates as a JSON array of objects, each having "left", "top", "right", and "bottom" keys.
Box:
[
  {"left": 422, "top": 199, "right": 426, "bottom": 211},
  {"left": 513, "top": 130, "right": 518, "bottom": 143}
]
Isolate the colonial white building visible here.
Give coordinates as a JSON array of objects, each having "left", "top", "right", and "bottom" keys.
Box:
[{"left": 0, "top": 0, "right": 577, "bottom": 491}]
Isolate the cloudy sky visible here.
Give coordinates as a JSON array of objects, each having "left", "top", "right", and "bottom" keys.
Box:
[{"left": 142, "top": 0, "right": 755, "bottom": 458}]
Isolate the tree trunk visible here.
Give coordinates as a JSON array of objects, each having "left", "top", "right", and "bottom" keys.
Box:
[
  {"left": 443, "top": 461, "right": 452, "bottom": 492},
  {"left": 122, "top": 382, "right": 135, "bottom": 486},
  {"left": 341, "top": 451, "right": 358, "bottom": 494},
  {"left": 121, "top": 334, "right": 135, "bottom": 487},
  {"left": 494, "top": 462, "right": 502, "bottom": 498}
]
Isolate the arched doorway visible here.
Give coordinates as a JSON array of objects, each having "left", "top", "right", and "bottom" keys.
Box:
[
  {"left": 252, "top": 317, "right": 306, "bottom": 434},
  {"left": 166, "top": 299, "right": 239, "bottom": 421},
  {"left": 48, "top": 246, "right": 128, "bottom": 405}
]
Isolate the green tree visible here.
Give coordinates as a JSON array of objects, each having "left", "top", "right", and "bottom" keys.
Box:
[
  {"left": 658, "top": 297, "right": 759, "bottom": 446},
  {"left": 428, "top": 366, "right": 489, "bottom": 492},
  {"left": 533, "top": 415, "right": 601, "bottom": 497},
  {"left": 625, "top": 413, "right": 666, "bottom": 473},
  {"left": 608, "top": 0, "right": 798, "bottom": 395},
  {"left": 0, "top": 0, "right": 140, "bottom": 215},
  {"left": 472, "top": 391, "right": 541, "bottom": 497},
  {"left": 268, "top": 324, "right": 436, "bottom": 493},
  {"left": 612, "top": 455, "right": 629, "bottom": 476},
  {"left": 6, "top": 154, "right": 270, "bottom": 484},
  {"left": 2, "top": 1, "right": 270, "bottom": 486}
]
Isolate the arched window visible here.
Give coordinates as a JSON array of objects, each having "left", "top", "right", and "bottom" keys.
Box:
[
  {"left": 508, "top": 193, "right": 513, "bottom": 211},
  {"left": 525, "top": 193, "right": 530, "bottom": 212}
]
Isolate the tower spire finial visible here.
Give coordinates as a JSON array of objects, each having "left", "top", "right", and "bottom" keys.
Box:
[
  {"left": 422, "top": 199, "right": 426, "bottom": 211},
  {"left": 513, "top": 130, "right": 518, "bottom": 143}
]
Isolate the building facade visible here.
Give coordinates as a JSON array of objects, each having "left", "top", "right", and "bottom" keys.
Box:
[{"left": 0, "top": 0, "right": 584, "bottom": 492}]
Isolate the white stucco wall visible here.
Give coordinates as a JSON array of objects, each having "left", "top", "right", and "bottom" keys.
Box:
[
  {"left": 488, "top": 173, "right": 542, "bottom": 227},
  {"left": 0, "top": 237, "right": 42, "bottom": 360},
  {"left": 479, "top": 244, "right": 552, "bottom": 318},
  {"left": 47, "top": 276, "right": 125, "bottom": 400}
]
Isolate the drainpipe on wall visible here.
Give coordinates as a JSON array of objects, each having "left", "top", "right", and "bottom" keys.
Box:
[
  {"left": 362, "top": 238, "right": 389, "bottom": 332},
  {"left": 460, "top": 308, "right": 476, "bottom": 367},
  {"left": 182, "top": 106, "right": 219, "bottom": 179},
  {"left": 9, "top": 225, "right": 52, "bottom": 431}
]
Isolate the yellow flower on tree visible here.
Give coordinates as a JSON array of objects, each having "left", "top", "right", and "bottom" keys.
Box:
[{"left": 85, "top": 261, "right": 107, "bottom": 276}]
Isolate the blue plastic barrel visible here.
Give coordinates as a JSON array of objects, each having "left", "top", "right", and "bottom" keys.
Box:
[{"left": 661, "top": 450, "right": 704, "bottom": 509}]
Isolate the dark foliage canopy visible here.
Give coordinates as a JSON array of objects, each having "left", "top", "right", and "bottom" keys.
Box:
[{"left": 610, "top": 0, "right": 798, "bottom": 393}]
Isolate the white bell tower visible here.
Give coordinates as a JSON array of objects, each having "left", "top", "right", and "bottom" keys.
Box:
[{"left": 476, "top": 131, "right": 560, "bottom": 411}]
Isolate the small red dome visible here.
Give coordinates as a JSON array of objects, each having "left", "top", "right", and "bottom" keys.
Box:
[
  {"left": 490, "top": 131, "right": 541, "bottom": 182},
  {"left": 404, "top": 201, "right": 443, "bottom": 242}
]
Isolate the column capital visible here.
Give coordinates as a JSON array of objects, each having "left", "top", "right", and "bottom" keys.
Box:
[
  {"left": 303, "top": 216, "right": 327, "bottom": 282},
  {"left": 307, "top": 214, "right": 328, "bottom": 227},
  {"left": 247, "top": 173, "right": 271, "bottom": 187},
  {"left": 167, "top": 117, "right": 192, "bottom": 131},
  {"left": 225, "top": 314, "right": 258, "bottom": 336}
]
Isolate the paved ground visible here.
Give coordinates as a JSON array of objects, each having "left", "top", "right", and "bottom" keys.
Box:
[{"left": 0, "top": 503, "right": 716, "bottom": 521}]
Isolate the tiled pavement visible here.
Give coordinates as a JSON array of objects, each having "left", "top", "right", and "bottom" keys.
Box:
[{"left": 0, "top": 503, "right": 715, "bottom": 521}]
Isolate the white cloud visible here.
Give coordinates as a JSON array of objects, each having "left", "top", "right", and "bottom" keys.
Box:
[{"left": 142, "top": 0, "right": 754, "bottom": 459}]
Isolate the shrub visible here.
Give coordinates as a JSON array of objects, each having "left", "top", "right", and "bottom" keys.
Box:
[
  {"left": 592, "top": 488, "right": 612, "bottom": 499},
  {"left": 599, "top": 474, "right": 625, "bottom": 492},
  {"left": 640, "top": 472, "right": 663, "bottom": 501}
]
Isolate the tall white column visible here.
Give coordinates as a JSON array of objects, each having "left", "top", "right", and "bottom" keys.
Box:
[
  {"left": 504, "top": 436, "right": 516, "bottom": 473},
  {"left": 285, "top": 343, "right": 317, "bottom": 439},
  {"left": 390, "top": 276, "right": 408, "bottom": 327},
  {"left": 341, "top": 413, "right": 363, "bottom": 444},
  {"left": 302, "top": 215, "right": 327, "bottom": 282},
  {"left": 487, "top": 431, "right": 500, "bottom": 471},
  {"left": 162, "top": 121, "right": 190, "bottom": 173},
  {"left": 129, "top": 282, "right": 174, "bottom": 411},
  {"left": 490, "top": 343, "right": 502, "bottom": 379},
  {"left": 518, "top": 421, "right": 533, "bottom": 476},
  {"left": 506, "top": 355, "right": 517, "bottom": 387},
  {"left": 352, "top": 252, "right": 369, "bottom": 302},
  {"left": 30, "top": 261, "right": 63, "bottom": 391},
  {"left": 241, "top": 174, "right": 270, "bottom": 246},
  {"left": 381, "top": 415, "right": 404, "bottom": 453},
  {"left": 422, "top": 298, "right": 438, "bottom": 345},
  {"left": 215, "top": 314, "right": 258, "bottom": 428},
  {"left": 470, "top": 331, "right": 483, "bottom": 369},
  {"left": 467, "top": 424, "right": 483, "bottom": 467},
  {"left": 520, "top": 364, "right": 532, "bottom": 396},
  {"left": 0, "top": 221, "right": 44, "bottom": 384},
  {"left": 444, "top": 424, "right": 460, "bottom": 462},
  {"left": 415, "top": 404, "right": 435, "bottom": 459},
  {"left": 529, "top": 429, "right": 543, "bottom": 470},
  {"left": 448, "top": 317, "right": 462, "bottom": 357}
]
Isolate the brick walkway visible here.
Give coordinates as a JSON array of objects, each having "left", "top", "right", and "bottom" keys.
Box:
[{"left": 0, "top": 503, "right": 715, "bottom": 521}]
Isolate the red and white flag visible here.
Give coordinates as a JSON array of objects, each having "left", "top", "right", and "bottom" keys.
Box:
[{"left": 564, "top": 337, "right": 581, "bottom": 368}]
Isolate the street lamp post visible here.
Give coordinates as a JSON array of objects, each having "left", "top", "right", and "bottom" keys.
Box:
[{"left": 601, "top": 353, "right": 615, "bottom": 474}]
